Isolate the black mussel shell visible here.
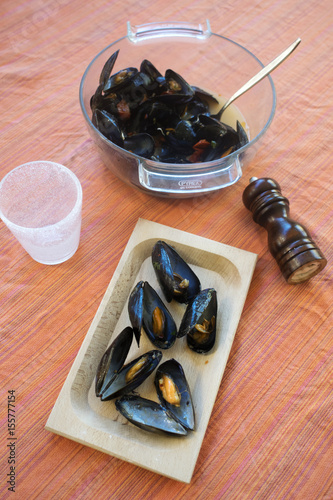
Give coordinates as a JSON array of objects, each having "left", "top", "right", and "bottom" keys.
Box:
[
  {"left": 142, "top": 281, "right": 177, "bottom": 349},
  {"left": 118, "top": 72, "right": 151, "bottom": 112},
  {"left": 191, "top": 86, "right": 219, "bottom": 107},
  {"left": 115, "top": 395, "right": 187, "bottom": 435},
  {"left": 179, "top": 288, "right": 217, "bottom": 353},
  {"left": 91, "top": 90, "right": 120, "bottom": 116},
  {"left": 95, "top": 326, "right": 133, "bottom": 397},
  {"left": 140, "top": 59, "right": 163, "bottom": 81},
  {"left": 165, "top": 119, "right": 197, "bottom": 154},
  {"left": 165, "top": 69, "right": 194, "bottom": 96},
  {"left": 155, "top": 359, "right": 195, "bottom": 430},
  {"left": 93, "top": 108, "right": 124, "bottom": 147},
  {"left": 155, "top": 69, "right": 194, "bottom": 104},
  {"left": 103, "top": 67, "right": 138, "bottom": 94},
  {"left": 237, "top": 120, "right": 249, "bottom": 148},
  {"left": 128, "top": 281, "right": 144, "bottom": 346},
  {"left": 125, "top": 100, "right": 172, "bottom": 136},
  {"left": 123, "top": 133, "right": 155, "bottom": 158},
  {"left": 152, "top": 241, "right": 201, "bottom": 304},
  {"left": 151, "top": 140, "right": 190, "bottom": 163},
  {"left": 147, "top": 101, "right": 179, "bottom": 128},
  {"left": 100, "top": 349, "right": 162, "bottom": 401},
  {"left": 195, "top": 114, "right": 240, "bottom": 161},
  {"left": 99, "top": 49, "right": 119, "bottom": 89},
  {"left": 90, "top": 84, "right": 104, "bottom": 112},
  {"left": 139, "top": 60, "right": 167, "bottom": 96},
  {"left": 128, "top": 281, "right": 177, "bottom": 349},
  {"left": 178, "top": 97, "right": 209, "bottom": 121}
]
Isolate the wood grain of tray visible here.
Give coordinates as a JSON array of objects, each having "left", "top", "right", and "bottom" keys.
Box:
[{"left": 45, "top": 219, "right": 257, "bottom": 483}]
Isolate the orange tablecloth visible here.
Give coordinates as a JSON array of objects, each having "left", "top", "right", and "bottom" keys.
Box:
[{"left": 1, "top": 0, "right": 332, "bottom": 498}]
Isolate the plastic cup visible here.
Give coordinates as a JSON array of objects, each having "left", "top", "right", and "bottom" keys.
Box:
[{"left": 0, "top": 161, "right": 82, "bottom": 264}]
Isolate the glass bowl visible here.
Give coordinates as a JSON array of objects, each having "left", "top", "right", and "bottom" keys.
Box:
[{"left": 80, "top": 21, "right": 276, "bottom": 198}]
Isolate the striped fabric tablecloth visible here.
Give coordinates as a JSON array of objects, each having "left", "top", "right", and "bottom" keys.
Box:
[{"left": 1, "top": 0, "right": 332, "bottom": 498}]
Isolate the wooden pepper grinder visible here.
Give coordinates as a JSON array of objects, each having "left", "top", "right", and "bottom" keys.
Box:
[{"left": 242, "top": 177, "right": 327, "bottom": 284}]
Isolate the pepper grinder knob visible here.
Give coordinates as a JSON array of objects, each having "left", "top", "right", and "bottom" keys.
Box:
[{"left": 242, "top": 177, "right": 327, "bottom": 284}]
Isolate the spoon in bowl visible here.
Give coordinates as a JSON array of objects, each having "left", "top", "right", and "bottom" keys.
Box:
[{"left": 213, "top": 38, "right": 301, "bottom": 120}]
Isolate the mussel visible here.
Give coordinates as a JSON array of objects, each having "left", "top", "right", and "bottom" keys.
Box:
[
  {"left": 165, "top": 119, "right": 197, "bottom": 156},
  {"left": 123, "top": 133, "right": 155, "bottom": 158},
  {"left": 92, "top": 108, "right": 124, "bottom": 147},
  {"left": 128, "top": 281, "right": 177, "bottom": 349},
  {"left": 155, "top": 69, "right": 194, "bottom": 104},
  {"left": 115, "top": 395, "right": 188, "bottom": 436},
  {"left": 152, "top": 241, "right": 201, "bottom": 304},
  {"left": 178, "top": 288, "right": 217, "bottom": 353},
  {"left": 193, "top": 114, "right": 241, "bottom": 162},
  {"left": 155, "top": 359, "right": 195, "bottom": 430},
  {"left": 103, "top": 67, "right": 138, "bottom": 94},
  {"left": 100, "top": 349, "right": 162, "bottom": 401},
  {"left": 140, "top": 59, "right": 165, "bottom": 92},
  {"left": 95, "top": 326, "right": 133, "bottom": 397}
]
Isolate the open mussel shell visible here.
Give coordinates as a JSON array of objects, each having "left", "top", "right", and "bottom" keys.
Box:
[
  {"left": 152, "top": 241, "right": 201, "bottom": 304},
  {"left": 103, "top": 67, "right": 138, "bottom": 94},
  {"left": 155, "top": 359, "right": 195, "bottom": 431},
  {"left": 115, "top": 395, "right": 187, "bottom": 436},
  {"left": 156, "top": 69, "right": 194, "bottom": 104},
  {"left": 139, "top": 59, "right": 167, "bottom": 96},
  {"left": 95, "top": 326, "right": 133, "bottom": 397},
  {"left": 100, "top": 349, "right": 162, "bottom": 401},
  {"left": 142, "top": 282, "right": 177, "bottom": 349},
  {"left": 194, "top": 114, "right": 240, "bottom": 162},
  {"left": 179, "top": 288, "right": 217, "bottom": 353},
  {"left": 128, "top": 281, "right": 177, "bottom": 349}
]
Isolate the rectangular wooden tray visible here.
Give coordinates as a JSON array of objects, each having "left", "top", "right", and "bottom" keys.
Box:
[{"left": 45, "top": 219, "right": 257, "bottom": 483}]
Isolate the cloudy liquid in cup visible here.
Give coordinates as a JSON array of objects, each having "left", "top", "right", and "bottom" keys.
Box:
[
  {"left": 7, "top": 188, "right": 83, "bottom": 265},
  {"left": 0, "top": 161, "right": 82, "bottom": 265}
]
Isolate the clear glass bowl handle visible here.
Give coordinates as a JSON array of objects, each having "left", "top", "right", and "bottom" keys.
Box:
[
  {"left": 127, "top": 20, "right": 212, "bottom": 42},
  {"left": 138, "top": 156, "right": 243, "bottom": 195}
]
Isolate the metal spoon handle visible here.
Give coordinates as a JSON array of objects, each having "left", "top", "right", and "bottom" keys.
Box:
[{"left": 216, "top": 38, "right": 301, "bottom": 119}]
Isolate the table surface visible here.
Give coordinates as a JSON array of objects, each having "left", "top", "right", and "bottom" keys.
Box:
[{"left": 1, "top": 0, "right": 332, "bottom": 498}]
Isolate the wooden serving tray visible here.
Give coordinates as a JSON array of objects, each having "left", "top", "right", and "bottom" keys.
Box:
[{"left": 45, "top": 219, "right": 257, "bottom": 483}]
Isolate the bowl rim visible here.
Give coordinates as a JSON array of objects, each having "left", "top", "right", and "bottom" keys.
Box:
[{"left": 79, "top": 33, "right": 277, "bottom": 171}]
